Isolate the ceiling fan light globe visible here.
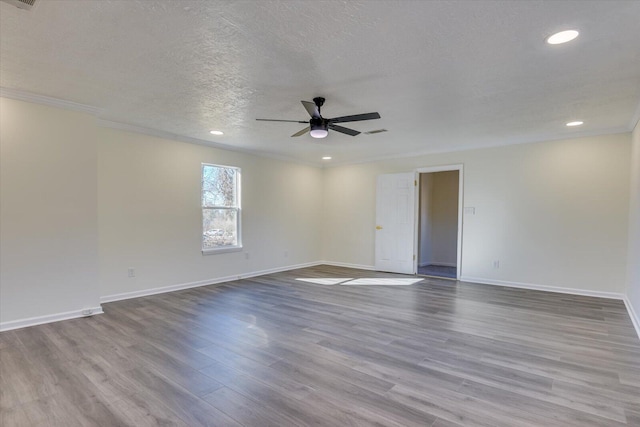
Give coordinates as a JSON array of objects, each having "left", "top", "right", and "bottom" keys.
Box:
[{"left": 310, "top": 129, "right": 328, "bottom": 138}]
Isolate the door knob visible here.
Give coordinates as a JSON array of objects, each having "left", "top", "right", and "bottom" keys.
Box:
[{"left": 376, "top": 225, "right": 383, "bottom": 230}]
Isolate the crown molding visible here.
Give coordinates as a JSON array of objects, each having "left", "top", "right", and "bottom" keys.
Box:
[
  {"left": 0, "top": 86, "right": 103, "bottom": 115},
  {"left": 2, "top": 86, "right": 634, "bottom": 170},
  {"left": 95, "top": 118, "right": 320, "bottom": 168},
  {"left": 325, "top": 127, "right": 631, "bottom": 168},
  {"left": 1, "top": 86, "right": 320, "bottom": 168}
]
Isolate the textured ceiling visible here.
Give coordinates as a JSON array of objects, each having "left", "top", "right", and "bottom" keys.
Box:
[{"left": 1, "top": 0, "right": 640, "bottom": 165}]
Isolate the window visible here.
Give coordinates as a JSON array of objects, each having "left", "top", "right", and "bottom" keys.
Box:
[{"left": 201, "top": 163, "right": 241, "bottom": 253}]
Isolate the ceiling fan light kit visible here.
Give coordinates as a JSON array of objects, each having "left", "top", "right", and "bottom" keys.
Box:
[
  {"left": 310, "top": 130, "right": 328, "bottom": 138},
  {"left": 256, "top": 97, "right": 381, "bottom": 139},
  {"left": 310, "top": 117, "right": 328, "bottom": 138}
]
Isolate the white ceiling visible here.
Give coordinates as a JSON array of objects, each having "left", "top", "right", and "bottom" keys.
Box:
[{"left": 2, "top": 0, "right": 640, "bottom": 166}]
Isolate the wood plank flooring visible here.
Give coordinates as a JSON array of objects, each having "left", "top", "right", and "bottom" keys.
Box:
[{"left": 1, "top": 265, "right": 639, "bottom": 426}]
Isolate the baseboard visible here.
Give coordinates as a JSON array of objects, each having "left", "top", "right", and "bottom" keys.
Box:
[
  {"left": 5, "top": 265, "right": 633, "bottom": 340},
  {"left": 0, "top": 306, "right": 103, "bottom": 332},
  {"left": 623, "top": 296, "right": 640, "bottom": 340},
  {"left": 321, "top": 261, "right": 376, "bottom": 271},
  {"left": 460, "top": 276, "right": 625, "bottom": 300},
  {"left": 100, "top": 261, "right": 323, "bottom": 304}
]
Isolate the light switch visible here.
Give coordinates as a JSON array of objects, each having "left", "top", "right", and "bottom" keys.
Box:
[{"left": 464, "top": 207, "right": 476, "bottom": 215}]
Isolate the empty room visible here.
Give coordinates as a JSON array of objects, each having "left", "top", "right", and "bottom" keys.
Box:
[{"left": 1, "top": 1, "right": 639, "bottom": 426}]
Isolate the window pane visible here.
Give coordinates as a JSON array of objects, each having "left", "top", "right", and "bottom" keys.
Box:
[
  {"left": 202, "top": 165, "right": 236, "bottom": 208},
  {"left": 203, "top": 209, "right": 238, "bottom": 248}
]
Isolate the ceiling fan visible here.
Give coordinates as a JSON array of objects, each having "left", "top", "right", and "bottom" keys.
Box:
[{"left": 256, "top": 97, "right": 381, "bottom": 139}]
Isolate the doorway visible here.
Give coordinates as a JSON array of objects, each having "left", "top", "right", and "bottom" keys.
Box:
[{"left": 416, "top": 166, "right": 462, "bottom": 279}]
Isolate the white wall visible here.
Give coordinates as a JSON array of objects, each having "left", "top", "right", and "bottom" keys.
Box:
[
  {"left": 0, "top": 97, "right": 323, "bottom": 327},
  {"left": 98, "top": 128, "right": 323, "bottom": 299},
  {"left": 418, "top": 173, "right": 433, "bottom": 266},
  {"left": 429, "top": 171, "right": 459, "bottom": 266},
  {"left": 627, "top": 120, "right": 640, "bottom": 331},
  {"left": 1, "top": 95, "right": 636, "bottom": 329},
  {"left": 323, "top": 134, "right": 631, "bottom": 294},
  {"left": 0, "top": 98, "right": 101, "bottom": 325}
]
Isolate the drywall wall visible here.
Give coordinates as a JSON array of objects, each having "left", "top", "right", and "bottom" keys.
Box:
[
  {"left": 418, "top": 174, "right": 433, "bottom": 266},
  {"left": 0, "top": 98, "right": 101, "bottom": 326},
  {"left": 627, "top": 120, "right": 640, "bottom": 332},
  {"left": 323, "top": 133, "right": 631, "bottom": 294},
  {"left": 0, "top": 94, "right": 634, "bottom": 329},
  {"left": 0, "top": 96, "right": 323, "bottom": 327},
  {"left": 97, "top": 128, "right": 323, "bottom": 299},
  {"left": 429, "top": 171, "right": 459, "bottom": 266}
]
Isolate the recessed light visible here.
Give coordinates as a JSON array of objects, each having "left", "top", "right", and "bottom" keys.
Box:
[
  {"left": 209, "top": 130, "right": 224, "bottom": 135},
  {"left": 322, "top": 156, "right": 332, "bottom": 160},
  {"left": 546, "top": 30, "right": 579, "bottom": 45},
  {"left": 566, "top": 121, "right": 584, "bottom": 127}
]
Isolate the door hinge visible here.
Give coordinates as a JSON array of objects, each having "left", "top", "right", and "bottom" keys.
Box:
[
  {"left": 414, "top": 180, "right": 417, "bottom": 186},
  {"left": 413, "top": 254, "right": 416, "bottom": 261}
]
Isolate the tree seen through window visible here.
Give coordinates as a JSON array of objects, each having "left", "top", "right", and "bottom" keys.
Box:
[{"left": 202, "top": 164, "right": 241, "bottom": 251}]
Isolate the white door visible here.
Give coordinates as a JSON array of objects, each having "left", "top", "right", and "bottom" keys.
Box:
[{"left": 375, "top": 172, "right": 416, "bottom": 274}]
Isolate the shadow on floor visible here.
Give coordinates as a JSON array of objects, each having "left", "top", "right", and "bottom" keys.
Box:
[{"left": 417, "top": 264, "right": 456, "bottom": 279}]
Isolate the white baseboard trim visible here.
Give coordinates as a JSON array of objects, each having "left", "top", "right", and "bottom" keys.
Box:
[
  {"left": 100, "top": 261, "right": 323, "bottom": 304},
  {"left": 0, "top": 306, "right": 104, "bottom": 332},
  {"left": 321, "top": 261, "right": 376, "bottom": 271},
  {"left": 623, "top": 296, "right": 640, "bottom": 340},
  {"left": 459, "top": 276, "right": 640, "bottom": 340},
  {"left": 459, "top": 276, "right": 625, "bottom": 300}
]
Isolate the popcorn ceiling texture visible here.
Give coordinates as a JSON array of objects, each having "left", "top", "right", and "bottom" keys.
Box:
[{"left": 1, "top": 0, "right": 639, "bottom": 165}]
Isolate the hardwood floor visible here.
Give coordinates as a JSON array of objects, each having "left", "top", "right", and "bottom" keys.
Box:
[{"left": 1, "top": 265, "right": 639, "bottom": 426}]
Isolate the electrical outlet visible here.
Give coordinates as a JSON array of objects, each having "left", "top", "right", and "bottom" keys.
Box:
[
  {"left": 284, "top": 251, "right": 289, "bottom": 258},
  {"left": 245, "top": 252, "right": 250, "bottom": 260},
  {"left": 493, "top": 260, "right": 500, "bottom": 269},
  {"left": 128, "top": 268, "right": 135, "bottom": 278}
]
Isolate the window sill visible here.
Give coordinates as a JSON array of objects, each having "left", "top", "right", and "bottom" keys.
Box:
[{"left": 202, "top": 246, "right": 243, "bottom": 255}]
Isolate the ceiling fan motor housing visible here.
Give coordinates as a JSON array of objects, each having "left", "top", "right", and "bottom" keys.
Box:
[
  {"left": 309, "top": 117, "right": 329, "bottom": 138},
  {"left": 256, "top": 97, "right": 380, "bottom": 138},
  {"left": 310, "top": 117, "right": 327, "bottom": 131}
]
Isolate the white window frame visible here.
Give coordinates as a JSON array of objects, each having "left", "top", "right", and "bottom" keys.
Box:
[{"left": 201, "top": 163, "right": 242, "bottom": 254}]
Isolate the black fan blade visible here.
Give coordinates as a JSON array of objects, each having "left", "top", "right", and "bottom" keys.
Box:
[
  {"left": 256, "top": 118, "right": 308, "bottom": 123},
  {"left": 329, "top": 112, "right": 381, "bottom": 123},
  {"left": 328, "top": 123, "right": 360, "bottom": 136},
  {"left": 301, "top": 101, "right": 320, "bottom": 118},
  {"left": 291, "top": 127, "right": 310, "bottom": 137}
]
